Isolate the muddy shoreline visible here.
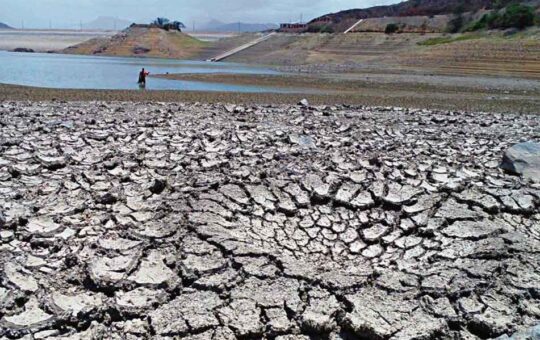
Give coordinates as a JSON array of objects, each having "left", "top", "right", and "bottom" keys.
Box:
[{"left": 2, "top": 73, "right": 538, "bottom": 114}]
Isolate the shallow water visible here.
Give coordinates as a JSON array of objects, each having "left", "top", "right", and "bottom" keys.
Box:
[{"left": 0, "top": 51, "right": 298, "bottom": 93}]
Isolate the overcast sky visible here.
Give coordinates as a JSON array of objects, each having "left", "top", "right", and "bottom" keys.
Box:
[{"left": 0, "top": 0, "right": 401, "bottom": 28}]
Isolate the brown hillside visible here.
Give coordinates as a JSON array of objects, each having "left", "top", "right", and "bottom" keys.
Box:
[
  {"left": 310, "top": 0, "right": 540, "bottom": 32},
  {"left": 63, "top": 26, "right": 206, "bottom": 59}
]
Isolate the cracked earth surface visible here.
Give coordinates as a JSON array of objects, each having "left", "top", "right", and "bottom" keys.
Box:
[{"left": 0, "top": 101, "right": 539, "bottom": 340}]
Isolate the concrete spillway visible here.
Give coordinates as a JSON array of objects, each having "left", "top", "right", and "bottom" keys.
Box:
[
  {"left": 344, "top": 19, "right": 364, "bottom": 34},
  {"left": 207, "top": 32, "right": 276, "bottom": 62}
]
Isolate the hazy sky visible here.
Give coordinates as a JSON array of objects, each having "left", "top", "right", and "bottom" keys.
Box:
[{"left": 0, "top": 0, "right": 401, "bottom": 28}]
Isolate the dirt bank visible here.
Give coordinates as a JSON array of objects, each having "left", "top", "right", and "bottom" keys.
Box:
[
  {"left": 218, "top": 30, "right": 540, "bottom": 80},
  {"left": 152, "top": 73, "right": 540, "bottom": 114},
  {"left": 0, "top": 82, "right": 538, "bottom": 114}
]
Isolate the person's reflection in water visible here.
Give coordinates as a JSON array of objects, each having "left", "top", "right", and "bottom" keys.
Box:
[{"left": 138, "top": 68, "right": 150, "bottom": 89}]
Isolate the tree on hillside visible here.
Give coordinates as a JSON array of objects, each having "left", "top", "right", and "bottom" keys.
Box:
[
  {"left": 500, "top": 4, "right": 535, "bottom": 29},
  {"left": 385, "top": 23, "right": 400, "bottom": 34},
  {"left": 467, "top": 3, "right": 536, "bottom": 31},
  {"left": 152, "top": 17, "right": 186, "bottom": 31},
  {"left": 447, "top": 14, "right": 465, "bottom": 33}
]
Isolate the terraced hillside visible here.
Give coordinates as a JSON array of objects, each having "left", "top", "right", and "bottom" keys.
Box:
[
  {"left": 196, "top": 33, "right": 259, "bottom": 61},
  {"left": 220, "top": 31, "right": 540, "bottom": 79},
  {"left": 223, "top": 33, "right": 434, "bottom": 66},
  {"left": 398, "top": 34, "right": 540, "bottom": 79},
  {"left": 310, "top": 0, "right": 540, "bottom": 33}
]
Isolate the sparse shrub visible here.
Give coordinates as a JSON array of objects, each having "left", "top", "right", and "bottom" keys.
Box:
[
  {"left": 306, "top": 24, "right": 321, "bottom": 33},
  {"left": 385, "top": 23, "right": 399, "bottom": 34},
  {"left": 447, "top": 14, "right": 464, "bottom": 33},
  {"left": 307, "top": 24, "right": 334, "bottom": 33},
  {"left": 418, "top": 34, "right": 479, "bottom": 46},
  {"left": 320, "top": 25, "right": 335, "bottom": 33},
  {"left": 468, "top": 4, "right": 535, "bottom": 31},
  {"left": 420, "top": 21, "right": 428, "bottom": 33},
  {"left": 465, "top": 14, "right": 489, "bottom": 31},
  {"left": 499, "top": 4, "right": 535, "bottom": 29},
  {"left": 493, "top": 0, "right": 517, "bottom": 10},
  {"left": 485, "top": 11, "right": 502, "bottom": 28}
]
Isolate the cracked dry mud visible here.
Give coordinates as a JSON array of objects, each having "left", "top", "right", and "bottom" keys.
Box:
[{"left": 0, "top": 101, "right": 539, "bottom": 340}]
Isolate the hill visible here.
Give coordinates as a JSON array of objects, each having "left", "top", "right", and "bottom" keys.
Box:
[
  {"left": 63, "top": 25, "right": 206, "bottom": 59},
  {"left": 216, "top": 29, "right": 540, "bottom": 79},
  {"left": 310, "top": 0, "right": 540, "bottom": 32},
  {"left": 199, "top": 20, "right": 278, "bottom": 32},
  {"left": 82, "top": 16, "right": 132, "bottom": 31},
  {"left": 0, "top": 22, "right": 12, "bottom": 29}
]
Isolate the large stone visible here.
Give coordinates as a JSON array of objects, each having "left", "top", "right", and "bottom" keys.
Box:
[{"left": 500, "top": 142, "right": 540, "bottom": 182}]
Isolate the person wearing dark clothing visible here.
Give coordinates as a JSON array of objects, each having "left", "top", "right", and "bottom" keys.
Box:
[{"left": 138, "top": 68, "right": 150, "bottom": 87}]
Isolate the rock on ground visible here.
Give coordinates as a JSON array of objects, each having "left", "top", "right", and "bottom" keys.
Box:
[{"left": 501, "top": 142, "right": 540, "bottom": 182}]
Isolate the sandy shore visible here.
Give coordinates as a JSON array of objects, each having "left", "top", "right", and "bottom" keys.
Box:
[{"left": 0, "top": 30, "right": 114, "bottom": 52}]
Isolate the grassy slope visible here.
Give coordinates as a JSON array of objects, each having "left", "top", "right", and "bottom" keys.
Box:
[{"left": 64, "top": 27, "right": 207, "bottom": 59}]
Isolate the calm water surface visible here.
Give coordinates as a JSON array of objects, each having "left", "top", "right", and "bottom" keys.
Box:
[{"left": 0, "top": 51, "right": 296, "bottom": 93}]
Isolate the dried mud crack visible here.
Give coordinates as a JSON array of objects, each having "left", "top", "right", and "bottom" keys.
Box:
[{"left": 0, "top": 101, "right": 539, "bottom": 339}]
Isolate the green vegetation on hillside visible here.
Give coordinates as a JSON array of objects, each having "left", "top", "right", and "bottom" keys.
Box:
[
  {"left": 417, "top": 34, "right": 480, "bottom": 45},
  {"left": 307, "top": 24, "right": 335, "bottom": 33},
  {"left": 385, "top": 23, "right": 400, "bottom": 34},
  {"left": 467, "top": 3, "right": 537, "bottom": 31}
]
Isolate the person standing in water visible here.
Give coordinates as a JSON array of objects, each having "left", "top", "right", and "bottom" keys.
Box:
[{"left": 138, "top": 68, "right": 150, "bottom": 88}]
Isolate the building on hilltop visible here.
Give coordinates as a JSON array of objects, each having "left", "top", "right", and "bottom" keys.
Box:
[
  {"left": 131, "top": 18, "right": 186, "bottom": 32},
  {"left": 310, "top": 17, "right": 332, "bottom": 25},
  {"left": 279, "top": 23, "right": 308, "bottom": 33}
]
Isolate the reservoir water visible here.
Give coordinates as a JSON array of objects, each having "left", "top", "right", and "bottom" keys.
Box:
[{"left": 0, "top": 51, "right": 295, "bottom": 93}]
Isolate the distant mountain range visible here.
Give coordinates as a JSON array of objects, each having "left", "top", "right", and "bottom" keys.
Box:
[
  {"left": 197, "top": 20, "right": 278, "bottom": 32},
  {"left": 0, "top": 22, "right": 13, "bottom": 29},
  {"left": 81, "top": 16, "right": 132, "bottom": 31}
]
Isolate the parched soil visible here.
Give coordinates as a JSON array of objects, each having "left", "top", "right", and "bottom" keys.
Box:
[{"left": 0, "top": 101, "right": 539, "bottom": 339}]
